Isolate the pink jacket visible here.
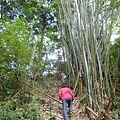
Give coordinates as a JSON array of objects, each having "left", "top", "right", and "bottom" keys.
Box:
[{"left": 58, "top": 87, "right": 74, "bottom": 100}]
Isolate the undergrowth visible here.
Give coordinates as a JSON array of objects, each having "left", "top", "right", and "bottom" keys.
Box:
[
  {"left": 0, "top": 79, "right": 56, "bottom": 120},
  {"left": 0, "top": 95, "right": 44, "bottom": 120}
]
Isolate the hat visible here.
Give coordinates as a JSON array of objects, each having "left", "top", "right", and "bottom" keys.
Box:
[{"left": 61, "top": 83, "right": 67, "bottom": 88}]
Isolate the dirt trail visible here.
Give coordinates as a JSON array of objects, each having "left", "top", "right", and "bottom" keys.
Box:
[{"left": 44, "top": 79, "right": 90, "bottom": 120}]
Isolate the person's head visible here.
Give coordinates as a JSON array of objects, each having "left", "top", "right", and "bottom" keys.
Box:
[{"left": 61, "top": 83, "right": 67, "bottom": 88}]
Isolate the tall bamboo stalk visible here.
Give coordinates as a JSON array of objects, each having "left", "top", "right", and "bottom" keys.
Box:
[{"left": 58, "top": 0, "right": 119, "bottom": 110}]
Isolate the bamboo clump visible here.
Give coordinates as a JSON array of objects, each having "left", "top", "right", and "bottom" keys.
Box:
[{"left": 57, "top": 0, "right": 119, "bottom": 112}]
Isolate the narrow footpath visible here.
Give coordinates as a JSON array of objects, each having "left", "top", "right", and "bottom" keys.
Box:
[{"left": 41, "top": 79, "right": 90, "bottom": 120}]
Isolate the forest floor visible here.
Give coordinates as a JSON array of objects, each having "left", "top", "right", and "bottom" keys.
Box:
[{"left": 41, "top": 78, "right": 90, "bottom": 120}]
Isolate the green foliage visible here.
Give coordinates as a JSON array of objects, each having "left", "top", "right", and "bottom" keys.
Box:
[
  {"left": 0, "top": 97, "right": 44, "bottom": 120},
  {"left": 110, "top": 37, "right": 120, "bottom": 69},
  {"left": 110, "top": 32, "right": 120, "bottom": 119},
  {"left": 112, "top": 109, "right": 120, "bottom": 114},
  {"left": 0, "top": 0, "right": 61, "bottom": 100},
  {"left": 109, "top": 37, "right": 120, "bottom": 88},
  {"left": 0, "top": 19, "right": 32, "bottom": 99},
  {"left": 0, "top": 1, "right": 61, "bottom": 119},
  {"left": 45, "top": 112, "right": 55, "bottom": 120},
  {"left": 112, "top": 109, "right": 120, "bottom": 120},
  {"left": 1, "top": 0, "right": 57, "bottom": 34}
]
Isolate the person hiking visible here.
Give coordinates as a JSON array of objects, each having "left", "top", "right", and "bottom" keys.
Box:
[{"left": 58, "top": 83, "right": 74, "bottom": 120}]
